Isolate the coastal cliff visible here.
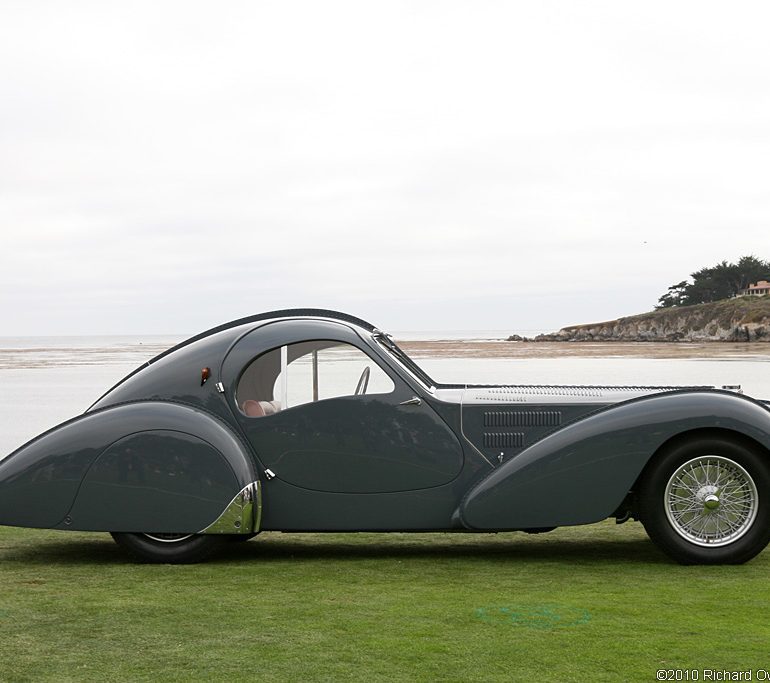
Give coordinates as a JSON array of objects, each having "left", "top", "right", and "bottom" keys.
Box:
[{"left": 531, "top": 297, "right": 770, "bottom": 342}]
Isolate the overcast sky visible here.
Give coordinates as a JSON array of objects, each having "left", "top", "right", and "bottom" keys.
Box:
[{"left": 2, "top": 1, "right": 769, "bottom": 335}]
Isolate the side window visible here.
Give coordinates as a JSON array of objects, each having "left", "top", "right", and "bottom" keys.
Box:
[{"left": 236, "top": 340, "right": 395, "bottom": 417}]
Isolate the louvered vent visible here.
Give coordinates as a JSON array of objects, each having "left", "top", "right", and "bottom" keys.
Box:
[
  {"left": 483, "top": 432, "right": 525, "bottom": 448},
  {"left": 480, "top": 386, "right": 605, "bottom": 397},
  {"left": 483, "top": 410, "right": 562, "bottom": 427}
]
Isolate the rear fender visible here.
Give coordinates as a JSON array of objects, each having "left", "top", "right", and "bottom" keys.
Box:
[
  {"left": 459, "top": 391, "right": 770, "bottom": 530},
  {"left": 0, "top": 402, "right": 259, "bottom": 534}
]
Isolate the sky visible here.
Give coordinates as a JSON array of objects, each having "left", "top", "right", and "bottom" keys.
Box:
[{"left": 1, "top": 1, "right": 769, "bottom": 335}]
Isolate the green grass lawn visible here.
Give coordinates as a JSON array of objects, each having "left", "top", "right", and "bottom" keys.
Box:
[{"left": 1, "top": 522, "right": 768, "bottom": 682}]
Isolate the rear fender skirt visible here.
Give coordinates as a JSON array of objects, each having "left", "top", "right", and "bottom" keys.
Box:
[
  {"left": 459, "top": 391, "right": 770, "bottom": 530},
  {"left": 0, "top": 402, "right": 256, "bottom": 532}
]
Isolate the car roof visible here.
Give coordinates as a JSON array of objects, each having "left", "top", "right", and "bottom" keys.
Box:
[
  {"left": 146, "top": 308, "right": 377, "bottom": 367},
  {"left": 87, "top": 309, "right": 379, "bottom": 411}
]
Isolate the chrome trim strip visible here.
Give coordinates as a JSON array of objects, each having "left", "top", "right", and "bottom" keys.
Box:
[
  {"left": 199, "top": 481, "right": 261, "bottom": 535},
  {"left": 280, "top": 345, "right": 288, "bottom": 409},
  {"left": 143, "top": 533, "right": 194, "bottom": 543}
]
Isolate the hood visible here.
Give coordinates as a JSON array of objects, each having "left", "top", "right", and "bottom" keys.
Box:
[{"left": 433, "top": 384, "right": 715, "bottom": 406}]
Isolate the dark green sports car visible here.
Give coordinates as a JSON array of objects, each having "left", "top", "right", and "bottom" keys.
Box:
[{"left": 2, "top": 309, "right": 769, "bottom": 564}]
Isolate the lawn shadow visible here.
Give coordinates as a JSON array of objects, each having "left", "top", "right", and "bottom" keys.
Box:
[
  {"left": 1, "top": 532, "right": 670, "bottom": 566},
  {"left": 0, "top": 535, "right": 125, "bottom": 566},
  {"left": 214, "top": 533, "right": 670, "bottom": 566},
  {"left": 0, "top": 532, "right": 670, "bottom": 566}
]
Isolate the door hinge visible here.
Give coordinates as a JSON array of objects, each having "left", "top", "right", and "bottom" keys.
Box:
[
  {"left": 215, "top": 382, "right": 225, "bottom": 393},
  {"left": 264, "top": 469, "right": 276, "bottom": 480}
]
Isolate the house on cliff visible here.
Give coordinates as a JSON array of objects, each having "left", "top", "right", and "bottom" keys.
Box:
[{"left": 740, "top": 280, "right": 770, "bottom": 296}]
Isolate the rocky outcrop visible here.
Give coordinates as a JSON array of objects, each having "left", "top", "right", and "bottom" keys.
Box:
[{"left": 531, "top": 297, "right": 770, "bottom": 342}]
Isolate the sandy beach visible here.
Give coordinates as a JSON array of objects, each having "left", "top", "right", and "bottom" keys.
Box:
[
  {"left": 0, "top": 340, "right": 175, "bottom": 370},
  {"left": 400, "top": 339, "right": 770, "bottom": 360},
  {"left": 3, "top": 338, "right": 770, "bottom": 370}
]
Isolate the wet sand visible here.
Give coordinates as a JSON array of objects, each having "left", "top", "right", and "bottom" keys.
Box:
[
  {"left": 0, "top": 342, "right": 173, "bottom": 370},
  {"left": 398, "top": 340, "right": 770, "bottom": 360},
  {"left": 2, "top": 339, "right": 770, "bottom": 369}
]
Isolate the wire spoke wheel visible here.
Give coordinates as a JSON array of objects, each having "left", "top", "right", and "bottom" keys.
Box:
[
  {"left": 640, "top": 437, "right": 770, "bottom": 564},
  {"left": 664, "top": 456, "right": 758, "bottom": 547}
]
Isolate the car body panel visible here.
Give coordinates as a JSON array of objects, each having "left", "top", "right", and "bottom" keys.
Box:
[
  {"left": 259, "top": 478, "right": 468, "bottom": 531},
  {"left": 239, "top": 394, "right": 464, "bottom": 494},
  {"left": 89, "top": 326, "right": 246, "bottom": 425},
  {"left": 461, "top": 401, "right": 607, "bottom": 464},
  {"left": 460, "top": 391, "right": 770, "bottom": 529},
  {"left": 220, "top": 319, "right": 464, "bottom": 496},
  {"left": 0, "top": 402, "right": 257, "bottom": 533}
]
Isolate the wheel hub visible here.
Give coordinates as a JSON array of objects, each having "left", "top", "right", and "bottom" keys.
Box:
[{"left": 696, "top": 485, "right": 720, "bottom": 510}]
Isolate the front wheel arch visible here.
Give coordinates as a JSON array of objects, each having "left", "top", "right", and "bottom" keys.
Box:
[
  {"left": 628, "top": 426, "right": 770, "bottom": 512},
  {"left": 639, "top": 427, "right": 770, "bottom": 483}
]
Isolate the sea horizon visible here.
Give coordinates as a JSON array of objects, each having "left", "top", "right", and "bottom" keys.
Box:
[{"left": 0, "top": 329, "right": 552, "bottom": 346}]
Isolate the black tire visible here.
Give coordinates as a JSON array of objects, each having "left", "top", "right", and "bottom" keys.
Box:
[
  {"left": 110, "top": 532, "right": 225, "bottom": 564},
  {"left": 638, "top": 436, "right": 770, "bottom": 564}
]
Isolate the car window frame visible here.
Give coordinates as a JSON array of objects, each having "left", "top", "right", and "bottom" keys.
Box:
[{"left": 235, "top": 338, "right": 398, "bottom": 419}]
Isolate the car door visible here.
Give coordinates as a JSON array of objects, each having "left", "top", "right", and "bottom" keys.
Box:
[{"left": 221, "top": 320, "right": 463, "bottom": 495}]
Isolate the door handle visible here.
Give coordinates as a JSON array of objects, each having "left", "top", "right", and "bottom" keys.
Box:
[{"left": 399, "top": 396, "right": 422, "bottom": 406}]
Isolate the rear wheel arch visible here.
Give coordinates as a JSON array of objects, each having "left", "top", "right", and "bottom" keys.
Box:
[{"left": 59, "top": 402, "right": 261, "bottom": 534}]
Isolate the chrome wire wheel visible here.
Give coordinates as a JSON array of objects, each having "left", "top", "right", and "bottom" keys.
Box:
[{"left": 664, "top": 455, "right": 758, "bottom": 547}]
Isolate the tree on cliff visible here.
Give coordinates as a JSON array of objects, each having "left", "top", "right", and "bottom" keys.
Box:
[{"left": 656, "top": 255, "right": 770, "bottom": 308}]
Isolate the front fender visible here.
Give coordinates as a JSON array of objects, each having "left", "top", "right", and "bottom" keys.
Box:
[
  {"left": 459, "top": 391, "right": 770, "bottom": 530},
  {"left": 0, "top": 402, "right": 258, "bottom": 533}
]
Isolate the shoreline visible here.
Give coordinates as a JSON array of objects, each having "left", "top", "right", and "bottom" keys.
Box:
[
  {"left": 1, "top": 339, "right": 770, "bottom": 370},
  {"left": 398, "top": 340, "right": 770, "bottom": 360}
]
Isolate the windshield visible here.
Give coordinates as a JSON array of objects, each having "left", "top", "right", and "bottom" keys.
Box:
[{"left": 372, "top": 332, "right": 436, "bottom": 391}]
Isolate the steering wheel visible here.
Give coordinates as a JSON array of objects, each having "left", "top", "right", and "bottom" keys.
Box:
[{"left": 354, "top": 366, "right": 371, "bottom": 395}]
